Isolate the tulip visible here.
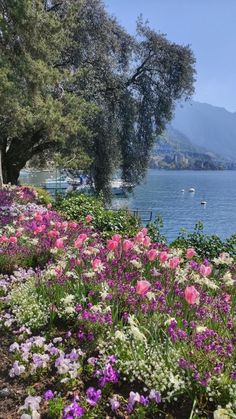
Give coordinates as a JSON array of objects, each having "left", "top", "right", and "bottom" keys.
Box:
[
  {"left": 55, "top": 238, "right": 64, "bottom": 249},
  {"left": 184, "top": 286, "right": 200, "bottom": 305},
  {"left": 86, "top": 214, "right": 93, "bottom": 222},
  {"left": 112, "top": 234, "right": 121, "bottom": 242},
  {"left": 169, "top": 257, "right": 180, "bottom": 269},
  {"left": 123, "top": 239, "right": 133, "bottom": 252},
  {"left": 186, "top": 248, "right": 196, "bottom": 259},
  {"left": 199, "top": 264, "right": 212, "bottom": 277},
  {"left": 107, "top": 239, "right": 119, "bottom": 251},
  {"left": 136, "top": 280, "right": 151, "bottom": 296},
  {"left": 147, "top": 249, "right": 158, "bottom": 261},
  {"left": 159, "top": 251, "right": 168, "bottom": 263}
]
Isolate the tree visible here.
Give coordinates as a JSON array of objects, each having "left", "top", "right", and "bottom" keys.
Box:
[
  {"left": 58, "top": 0, "right": 195, "bottom": 195},
  {"left": 0, "top": 0, "right": 93, "bottom": 185}
]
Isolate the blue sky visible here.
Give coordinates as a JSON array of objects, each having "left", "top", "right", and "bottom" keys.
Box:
[{"left": 105, "top": 0, "right": 236, "bottom": 112}]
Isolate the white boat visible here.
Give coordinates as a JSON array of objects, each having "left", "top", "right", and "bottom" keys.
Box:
[
  {"left": 111, "top": 180, "right": 133, "bottom": 196},
  {"left": 44, "top": 175, "right": 84, "bottom": 190},
  {"left": 189, "top": 187, "right": 195, "bottom": 193}
]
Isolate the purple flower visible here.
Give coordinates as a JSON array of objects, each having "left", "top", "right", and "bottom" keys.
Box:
[
  {"left": 44, "top": 390, "right": 54, "bottom": 400},
  {"left": 86, "top": 387, "right": 102, "bottom": 406},
  {"left": 63, "top": 402, "right": 84, "bottom": 418},
  {"left": 149, "top": 389, "right": 161, "bottom": 404},
  {"left": 110, "top": 397, "right": 120, "bottom": 411}
]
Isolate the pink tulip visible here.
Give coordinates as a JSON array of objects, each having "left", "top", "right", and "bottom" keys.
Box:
[
  {"left": 61, "top": 221, "right": 68, "bottom": 229},
  {"left": 74, "top": 233, "right": 87, "bottom": 248},
  {"left": 186, "top": 248, "right": 196, "bottom": 259},
  {"left": 169, "top": 257, "right": 180, "bottom": 270},
  {"left": 34, "top": 212, "right": 43, "bottom": 222},
  {"left": 55, "top": 238, "right": 64, "bottom": 249},
  {"left": 147, "top": 249, "right": 158, "bottom": 261},
  {"left": 134, "top": 231, "right": 144, "bottom": 243},
  {"left": 69, "top": 222, "right": 78, "bottom": 229},
  {"left": 92, "top": 258, "right": 104, "bottom": 271},
  {"left": 86, "top": 214, "right": 93, "bottom": 223},
  {"left": 143, "top": 236, "right": 151, "bottom": 247},
  {"left": 140, "top": 227, "right": 148, "bottom": 236},
  {"left": 47, "top": 203, "right": 52, "bottom": 209},
  {"left": 159, "top": 251, "right": 168, "bottom": 263},
  {"left": 112, "top": 234, "right": 122, "bottom": 242},
  {"left": 48, "top": 230, "right": 60, "bottom": 238},
  {"left": 123, "top": 239, "right": 133, "bottom": 253},
  {"left": 9, "top": 236, "right": 17, "bottom": 244},
  {"left": 223, "top": 293, "right": 231, "bottom": 302},
  {"left": 0, "top": 235, "right": 9, "bottom": 243},
  {"left": 107, "top": 239, "right": 119, "bottom": 251},
  {"left": 199, "top": 264, "right": 212, "bottom": 277},
  {"left": 184, "top": 286, "right": 200, "bottom": 305},
  {"left": 136, "top": 280, "right": 151, "bottom": 296}
]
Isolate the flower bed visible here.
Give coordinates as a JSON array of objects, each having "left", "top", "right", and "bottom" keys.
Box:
[{"left": 0, "top": 186, "right": 236, "bottom": 418}]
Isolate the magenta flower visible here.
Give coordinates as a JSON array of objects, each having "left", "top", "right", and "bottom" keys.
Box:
[{"left": 136, "top": 280, "right": 151, "bottom": 296}]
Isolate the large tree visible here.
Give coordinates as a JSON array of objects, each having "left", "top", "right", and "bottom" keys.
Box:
[
  {"left": 57, "top": 0, "right": 196, "bottom": 195},
  {"left": 0, "top": 0, "right": 93, "bottom": 185},
  {"left": 0, "top": 0, "right": 195, "bottom": 195}
]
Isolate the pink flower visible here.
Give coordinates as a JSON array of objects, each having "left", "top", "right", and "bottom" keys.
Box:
[
  {"left": 184, "top": 286, "right": 200, "bottom": 305},
  {"left": 186, "top": 248, "right": 196, "bottom": 259},
  {"left": 140, "top": 227, "right": 148, "bottom": 236},
  {"left": 92, "top": 258, "right": 104, "bottom": 271},
  {"left": 69, "top": 222, "right": 78, "bottom": 229},
  {"left": 47, "top": 203, "right": 52, "bottom": 209},
  {"left": 199, "top": 264, "right": 212, "bottom": 277},
  {"left": 107, "top": 239, "right": 119, "bottom": 251},
  {"left": 134, "top": 231, "right": 144, "bottom": 243},
  {"left": 136, "top": 280, "right": 151, "bottom": 296},
  {"left": 9, "top": 236, "right": 17, "bottom": 244},
  {"left": 123, "top": 239, "right": 133, "bottom": 253},
  {"left": 223, "top": 293, "right": 231, "bottom": 302},
  {"left": 55, "top": 238, "right": 64, "bottom": 249},
  {"left": 147, "top": 249, "right": 158, "bottom": 261},
  {"left": 34, "top": 212, "right": 43, "bottom": 222},
  {"left": 112, "top": 234, "right": 121, "bottom": 242},
  {"left": 169, "top": 257, "right": 180, "bottom": 270},
  {"left": 143, "top": 236, "right": 151, "bottom": 247},
  {"left": 48, "top": 229, "right": 60, "bottom": 238},
  {"left": 61, "top": 221, "right": 68, "bottom": 229},
  {"left": 74, "top": 233, "right": 87, "bottom": 248},
  {"left": 0, "top": 235, "right": 9, "bottom": 243},
  {"left": 159, "top": 251, "right": 168, "bottom": 263},
  {"left": 86, "top": 214, "right": 93, "bottom": 223}
]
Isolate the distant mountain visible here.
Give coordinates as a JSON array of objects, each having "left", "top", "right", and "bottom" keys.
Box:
[
  {"left": 150, "top": 126, "right": 228, "bottom": 170},
  {"left": 172, "top": 101, "right": 236, "bottom": 160}
]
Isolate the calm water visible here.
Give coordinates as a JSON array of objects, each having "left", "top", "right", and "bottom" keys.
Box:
[
  {"left": 20, "top": 170, "right": 236, "bottom": 241},
  {"left": 113, "top": 170, "right": 236, "bottom": 241}
]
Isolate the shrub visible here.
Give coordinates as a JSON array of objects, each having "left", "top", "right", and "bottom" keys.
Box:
[
  {"left": 55, "top": 193, "right": 140, "bottom": 237},
  {"left": 172, "top": 221, "right": 236, "bottom": 259}
]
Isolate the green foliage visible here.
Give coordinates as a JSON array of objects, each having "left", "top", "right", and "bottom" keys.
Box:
[
  {"left": 55, "top": 193, "right": 140, "bottom": 237},
  {"left": 147, "top": 214, "right": 167, "bottom": 243},
  {"left": 47, "top": 397, "right": 64, "bottom": 418},
  {"left": 171, "top": 221, "right": 236, "bottom": 259},
  {"left": 33, "top": 187, "right": 53, "bottom": 206}
]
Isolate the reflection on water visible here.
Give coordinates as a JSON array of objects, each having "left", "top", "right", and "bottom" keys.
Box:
[{"left": 20, "top": 169, "right": 236, "bottom": 241}]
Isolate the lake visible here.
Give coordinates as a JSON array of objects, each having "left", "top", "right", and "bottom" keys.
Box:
[{"left": 20, "top": 169, "right": 236, "bottom": 241}]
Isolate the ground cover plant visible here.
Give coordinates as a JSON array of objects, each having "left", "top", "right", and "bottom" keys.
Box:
[{"left": 0, "top": 186, "right": 236, "bottom": 418}]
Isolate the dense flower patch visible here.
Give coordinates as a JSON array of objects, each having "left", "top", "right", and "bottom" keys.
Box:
[{"left": 0, "top": 186, "right": 236, "bottom": 418}]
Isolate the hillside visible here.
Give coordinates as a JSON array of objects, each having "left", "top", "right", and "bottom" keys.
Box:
[
  {"left": 150, "top": 126, "right": 229, "bottom": 170},
  {"left": 172, "top": 101, "right": 236, "bottom": 160}
]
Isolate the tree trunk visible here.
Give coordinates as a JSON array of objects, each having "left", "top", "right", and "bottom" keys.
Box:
[{"left": 2, "top": 159, "right": 20, "bottom": 185}]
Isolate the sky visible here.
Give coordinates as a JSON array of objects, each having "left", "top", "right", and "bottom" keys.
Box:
[{"left": 105, "top": 0, "right": 236, "bottom": 112}]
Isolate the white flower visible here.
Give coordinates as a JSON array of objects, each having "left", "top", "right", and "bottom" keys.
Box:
[
  {"left": 114, "top": 330, "right": 126, "bottom": 341},
  {"left": 213, "top": 408, "right": 234, "bottom": 419}
]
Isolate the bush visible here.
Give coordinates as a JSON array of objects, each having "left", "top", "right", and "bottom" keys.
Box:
[
  {"left": 172, "top": 221, "right": 236, "bottom": 259},
  {"left": 55, "top": 193, "right": 140, "bottom": 237},
  {"left": 34, "top": 187, "right": 53, "bottom": 206}
]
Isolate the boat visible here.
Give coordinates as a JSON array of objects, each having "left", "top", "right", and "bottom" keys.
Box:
[
  {"left": 201, "top": 200, "right": 207, "bottom": 205},
  {"left": 111, "top": 180, "right": 133, "bottom": 196},
  {"left": 181, "top": 189, "right": 185, "bottom": 192},
  {"left": 189, "top": 188, "right": 195, "bottom": 193}
]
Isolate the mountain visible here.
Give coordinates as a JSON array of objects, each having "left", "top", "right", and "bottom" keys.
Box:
[
  {"left": 172, "top": 101, "right": 236, "bottom": 160},
  {"left": 150, "top": 126, "right": 228, "bottom": 170}
]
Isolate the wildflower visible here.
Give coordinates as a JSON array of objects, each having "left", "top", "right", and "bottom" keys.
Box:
[
  {"left": 213, "top": 408, "right": 234, "bottom": 419},
  {"left": 63, "top": 402, "right": 84, "bottom": 418},
  {"left": 92, "top": 258, "right": 105, "bottom": 272},
  {"left": 110, "top": 396, "right": 120, "bottom": 411},
  {"left": 149, "top": 389, "right": 161, "bottom": 404},
  {"left": 184, "top": 286, "right": 200, "bottom": 305}
]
